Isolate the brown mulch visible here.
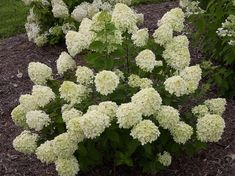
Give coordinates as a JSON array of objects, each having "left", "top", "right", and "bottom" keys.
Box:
[{"left": 0, "top": 2, "right": 234, "bottom": 176}]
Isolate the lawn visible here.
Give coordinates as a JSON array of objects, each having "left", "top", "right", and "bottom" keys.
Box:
[{"left": 0, "top": 0, "right": 29, "bottom": 39}]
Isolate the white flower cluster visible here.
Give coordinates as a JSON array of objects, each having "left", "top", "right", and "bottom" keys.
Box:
[
  {"left": 135, "top": 49, "right": 157, "bottom": 72},
  {"left": 163, "top": 35, "right": 190, "bottom": 70},
  {"left": 36, "top": 140, "right": 56, "bottom": 164},
  {"left": 26, "top": 110, "right": 50, "bottom": 131},
  {"left": 51, "top": 0, "right": 69, "bottom": 19},
  {"left": 164, "top": 65, "right": 202, "bottom": 97},
  {"left": 57, "top": 52, "right": 76, "bottom": 75},
  {"left": 131, "top": 28, "right": 149, "bottom": 47},
  {"left": 28, "top": 62, "right": 52, "bottom": 85},
  {"left": 180, "top": 0, "right": 205, "bottom": 17},
  {"left": 217, "top": 15, "right": 235, "bottom": 46},
  {"left": 158, "top": 151, "right": 172, "bottom": 166},
  {"left": 130, "top": 120, "right": 160, "bottom": 145},
  {"left": 13, "top": 130, "right": 38, "bottom": 154},
  {"left": 158, "top": 8, "right": 185, "bottom": 32},
  {"left": 55, "top": 157, "right": 80, "bottom": 176},
  {"left": 128, "top": 74, "right": 153, "bottom": 89},
  {"left": 111, "top": 3, "right": 138, "bottom": 33},
  {"left": 76, "top": 66, "right": 94, "bottom": 86},
  {"left": 192, "top": 98, "right": 227, "bottom": 118},
  {"left": 59, "top": 81, "right": 89, "bottom": 105},
  {"left": 11, "top": 84, "right": 55, "bottom": 128},
  {"left": 95, "top": 70, "right": 120, "bottom": 95},
  {"left": 196, "top": 114, "right": 225, "bottom": 142}
]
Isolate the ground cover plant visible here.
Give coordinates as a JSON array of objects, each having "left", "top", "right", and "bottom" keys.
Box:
[
  {"left": 0, "top": 0, "right": 29, "bottom": 39},
  {"left": 181, "top": 0, "right": 235, "bottom": 98},
  {"left": 10, "top": 2, "right": 228, "bottom": 176}
]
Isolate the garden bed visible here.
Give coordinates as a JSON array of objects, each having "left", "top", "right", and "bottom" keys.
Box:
[{"left": 0, "top": 2, "right": 234, "bottom": 176}]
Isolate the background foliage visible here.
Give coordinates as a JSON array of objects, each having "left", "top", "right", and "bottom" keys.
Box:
[{"left": 189, "top": 0, "right": 235, "bottom": 98}]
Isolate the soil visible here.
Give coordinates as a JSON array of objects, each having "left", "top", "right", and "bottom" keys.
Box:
[{"left": 0, "top": 1, "right": 234, "bottom": 176}]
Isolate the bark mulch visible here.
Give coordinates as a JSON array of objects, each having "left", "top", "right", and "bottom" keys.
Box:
[{"left": 0, "top": 2, "right": 234, "bottom": 176}]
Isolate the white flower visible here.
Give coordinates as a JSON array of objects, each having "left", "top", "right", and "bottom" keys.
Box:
[
  {"left": 11, "top": 105, "right": 27, "bottom": 128},
  {"left": 79, "top": 110, "right": 110, "bottom": 139},
  {"left": 170, "top": 121, "right": 193, "bottom": 144},
  {"left": 19, "top": 94, "right": 38, "bottom": 112},
  {"left": 139, "top": 78, "right": 153, "bottom": 89},
  {"left": 163, "top": 35, "right": 190, "bottom": 70},
  {"left": 13, "top": 130, "right": 38, "bottom": 154},
  {"left": 155, "top": 106, "right": 180, "bottom": 130},
  {"left": 158, "top": 8, "right": 185, "bottom": 32},
  {"left": 116, "top": 103, "right": 142, "bottom": 129},
  {"left": 197, "top": 114, "right": 225, "bottom": 142},
  {"left": 51, "top": 0, "right": 69, "bottom": 18},
  {"left": 192, "top": 105, "right": 209, "bottom": 118},
  {"left": 67, "top": 118, "right": 85, "bottom": 143},
  {"left": 32, "top": 85, "right": 56, "bottom": 107},
  {"left": 128, "top": 74, "right": 141, "bottom": 88},
  {"left": 135, "top": 49, "right": 157, "bottom": 72},
  {"left": 164, "top": 76, "right": 188, "bottom": 97},
  {"left": 25, "top": 22, "right": 40, "bottom": 42},
  {"left": 59, "top": 81, "right": 88, "bottom": 104},
  {"left": 204, "top": 98, "right": 227, "bottom": 115},
  {"left": 26, "top": 110, "right": 51, "bottom": 131},
  {"left": 65, "top": 30, "right": 94, "bottom": 57},
  {"left": 36, "top": 140, "right": 57, "bottom": 164},
  {"left": 158, "top": 151, "right": 172, "bottom": 166},
  {"left": 57, "top": 52, "right": 76, "bottom": 75},
  {"left": 131, "top": 88, "right": 162, "bottom": 117},
  {"left": 55, "top": 157, "right": 80, "bottom": 176},
  {"left": 35, "top": 34, "right": 48, "bottom": 47},
  {"left": 98, "top": 101, "right": 118, "bottom": 120},
  {"left": 76, "top": 66, "right": 94, "bottom": 85},
  {"left": 180, "top": 65, "right": 202, "bottom": 94},
  {"left": 111, "top": 3, "right": 138, "bottom": 33},
  {"left": 95, "top": 70, "right": 120, "bottom": 95},
  {"left": 52, "top": 133, "right": 77, "bottom": 158},
  {"left": 130, "top": 120, "right": 160, "bottom": 145},
  {"left": 153, "top": 24, "right": 173, "bottom": 46},
  {"left": 28, "top": 62, "right": 52, "bottom": 85},
  {"left": 71, "top": 3, "right": 89, "bottom": 22},
  {"left": 62, "top": 108, "right": 83, "bottom": 124},
  {"left": 131, "top": 28, "right": 149, "bottom": 47}
]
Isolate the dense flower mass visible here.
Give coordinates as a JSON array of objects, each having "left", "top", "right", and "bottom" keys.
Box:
[
  {"left": 59, "top": 81, "right": 89, "bottom": 104},
  {"left": 131, "top": 120, "right": 160, "bottom": 145},
  {"left": 28, "top": 62, "right": 52, "bottom": 85},
  {"left": 111, "top": 3, "right": 138, "bottom": 33},
  {"left": 57, "top": 52, "right": 76, "bottom": 75},
  {"left": 131, "top": 28, "right": 149, "bottom": 47},
  {"left": 95, "top": 70, "right": 120, "bottom": 95},
  {"left": 76, "top": 66, "right": 94, "bottom": 85},
  {"left": 158, "top": 8, "right": 185, "bottom": 32},
  {"left": 79, "top": 110, "right": 110, "bottom": 139},
  {"left": 196, "top": 114, "right": 225, "bottom": 142},
  {"left": 158, "top": 151, "right": 172, "bottom": 166},
  {"left": 164, "top": 76, "right": 187, "bottom": 97},
  {"left": 131, "top": 88, "right": 162, "bottom": 116},
  {"left": 170, "top": 121, "right": 193, "bottom": 144},
  {"left": 117, "top": 103, "right": 142, "bottom": 129},
  {"left": 135, "top": 49, "right": 157, "bottom": 72},
  {"left": 26, "top": 110, "right": 51, "bottom": 131},
  {"left": 55, "top": 157, "right": 80, "bottom": 176},
  {"left": 204, "top": 98, "right": 227, "bottom": 115},
  {"left": 62, "top": 108, "right": 83, "bottom": 124},
  {"left": 36, "top": 140, "right": 57, "bottom": 164},
  {"left": 155, "top": 106, "right": 180, "bottom": 130},
  {"left": 153, "top": 24, "right": 173, "bottom": 46},
  {"left": 192, "top": 105, "right": 209, "bottom": 118},
  {"left": 13, "top": 130, "right": 38, "bottom": 154},
  {"left": 51, "top": 0, "right": 69, "bottom": 19}
]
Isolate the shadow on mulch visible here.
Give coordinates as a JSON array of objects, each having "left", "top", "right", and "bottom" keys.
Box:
[{"left": 0, "top": 2, "right": 234, "bottom": 176}]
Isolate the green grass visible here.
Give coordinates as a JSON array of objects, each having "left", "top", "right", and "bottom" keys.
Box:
[{"left": 0, "top": 0, "right": 29, "bottom": 39}]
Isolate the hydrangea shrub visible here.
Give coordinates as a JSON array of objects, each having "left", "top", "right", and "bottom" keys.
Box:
[
  {"left": 12, "top": 3, "right": 227, "bottom": 176},
  {"left": 21, "top": 0, "right": 135, "bottom": 46}
]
